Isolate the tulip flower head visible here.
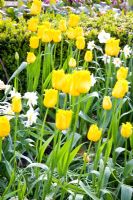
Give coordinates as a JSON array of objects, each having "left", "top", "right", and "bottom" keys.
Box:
[
  {"left": 87, "top": 124, "right": 102, "bottom": 142},
  {"left": 0, "top": 116, "right": 10, "bottom": 137},
  {"left": 121, "top": 122, "right": 133, "bottom": 138},
  {"left": 56, "top": 109, "right": 73, "bottom": 130}
]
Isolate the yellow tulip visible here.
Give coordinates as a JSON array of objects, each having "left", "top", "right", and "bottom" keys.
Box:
[
  {"left": 69, "top": 70, "right": 91, "bottom": 96},
  {"left": 59, "top": 19, "right": 67, "bottom": 32},
  {"left": 121, "top": 122, "right": 132, "bottom": 138},
  {"left": 76, "top": 36, "right": 85, "bottom": 50},
  {"left": 0, "top": 116, "right": 10, "bottom": 137},
  {"left": 27, "top": 18, "right": 38, "bottom": 32},
  {"left": 52, "top": 69, "right": 65, "bottom": 90},
  {"left": 61, "top": 74, "right": 72, "bottom": 94},
  {"left": 30, "top": 0, "right": 42, "bottom": 15},
  {"left": 27, "top": 52, "right": 36, "bottom": 64},
  {"left": 105, "top": 38, "right": 120, "bottom": 57},
  {"left": 42, "top": 29, "right": 53, "bottom": 43},
  {"left": 42, "top": 21, "right": 51, "bottom": 29},
  {"left": 43, "top": 89, "right": 58, "bottom": 108},
  {"left": 87, "top": 124, "right": 102, "bottom": 142},
  {"left": 112, "top": 79, "right": 128, "bottom": 99},
  {"left": 68, "top": 14, "right": 80, "bottom": 27},
  {"left": 56, "top": 109, "right": 73, "bottom": 130},
  {"left": 66, "top": 28, "right": 76, "bottom": 40},
  {"left": 29, "top": 36, "right": 39, "bottom": 49},
  {"left": 75, "top": 27, "right": 84, "bottom": 38},
  {"left": 117, "top": 67, "right": 128, "bottom": 80},
  {"left": 11, "top": 97, "right": 22, "bottom": 113},
  {"left": 84, "top": 51, "right": 93, "bottom": 62},
  {"left": 52, "top": 30, "right": 62, "bottom": 43},
  {"left": 68, "top": 58, "right": 76, "bottom": 68},
  {"left": 102, "top": 96, "right": 112, "bottom": 110}
]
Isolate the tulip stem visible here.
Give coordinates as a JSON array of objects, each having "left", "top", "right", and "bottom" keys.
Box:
[
  {"left": 0, "top": 138, "right": 2, "bottom": 162},
  {"left": 124, "top": 139, "right": 127, "bottom": 166},
  {"left": 14, "top": 114, "right": 18, "bottom": 170},
  {"left": 60, "top": 37, "right": 63, "bottom": 68}
]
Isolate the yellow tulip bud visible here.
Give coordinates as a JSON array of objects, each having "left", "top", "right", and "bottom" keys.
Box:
[
  {"left": 27, "top": 52, "right": 36, "bottom": 64},
  {"left": 76, "top": 36, "right": 85, "bottom": 50},
  {"left": 112, "top": 79, "right": 128, "bottom": 99},
  {"left": 0, "top": 116, "right": 10, "bottom": 137},
  {"left": 29, "top": 36, "right": 39, "bottom": 49},
  {"left": 84, "top": 51, "right": 93, "bottom": 62},
  {"left": 87, "top": 124, "right": 102, "bottom": 142},
  {"left": 43, "top": 89, "right": 58, "bottom": 108},
  {"left": 27, "top": 18, "right": 38, "bottom": 32},
  {"left": 83, "top": 153, "right": 90, "bottom": 163},
  {"left": 43, "top": 21, "right": 51, "bottom": 29},
  {"left": 56, "top": 109, "right": 73, "bottom": 130},
  {"left": 121, "top": 122, "right": 133, "bottom": 138},
  {"left": 68, "top": 14, "right": 80, "bottom": 27},
  {"left": 30, "top": 0, "right": 42, "bottom": 15},
  {"left": 59, "top": 19, "right": 67, "bottom": 32},
  {"left": 52, "top": 69, "right": 65, "bottom": 90},
  {"left": 105, "top": 38, "right": 120, "bottom": 57},
  {"left": 52, "top": 30, "right": 62, "bottom": 43},
  {"left": 117, "top": 67, "right": 128, "bottom": 80},
  {"left": 68, "top": 58, "right": 76, "bottom": 68},
  {"left": 102, "top": 96, "right": 112, "bottom": 110},
  {"left": 11, "top": 97, "right": 22, "bottom": 113}
]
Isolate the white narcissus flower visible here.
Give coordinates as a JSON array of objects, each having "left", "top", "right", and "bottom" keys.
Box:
[
  {"left": 23, "top": 92, "right": 38, "bottom": 107},
  {"left": 98, "top": 30, "right": 110, "bottom": 43},
  {"left": 25, "top": 107, "right": 39, "bottom": 127},
  {"left": 0, "top": 80, "right": 6, "bottom": 90},
  {"left": 0, "top": 102, "right": 14, "bottom": 120},
  {"left": 123, "top": 45, "right": 132, "bottom": 58},
  {"left": 10, "top": 88, "right": 21, "bottom": 98},
  {"left": 87, "top": 41, "right": 95, "bottom": 51},
  {"left": 102, "top": 54, "right": 111, "bottom": 64},
  {"left": 113, "top": 58, "right": 122, "bottom": 68},
  {"left": 91, "top": 74, "right": 96, "bottom": 86}
]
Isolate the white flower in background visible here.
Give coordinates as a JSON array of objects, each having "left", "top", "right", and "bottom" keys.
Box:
[
  {"left": 23, "top": 92, "right": 38, "bottom": 107},
  {"left": 113, "top": 58, "right": 122, "bottom": 67},
  {"left": 98, "top": 30, "right": 110, "bottom": 43},
  {"left": 102, "top": 54, "right": 111, "bottom": 64},
  {"left": 0, "top": 102, "right": 14, "bottom": 120},
  {"left": 5, "top": 84, "right": 11, "bottom": 95},
  {"left": 10, "top": 88, "right": 21, "bottom": 98},
  {"left": 91, "top": 74, "right": 96, "bottom": 86},
  {"left": 24, "top": 107, "right": 39, "bottom": 127},
  {"left": 123, "top": 45, "right": 132, "bottom": 58},
  {"left": 0, "top": 80, "right": 6, "bottom": 90},
  {"left": 87, "top": 41, "right": 95, "bottom": 51}
]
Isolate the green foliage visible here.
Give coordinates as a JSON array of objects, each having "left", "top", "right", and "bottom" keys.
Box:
[{"left": 0, "top": 17, "right": 30, "bottom": 86}]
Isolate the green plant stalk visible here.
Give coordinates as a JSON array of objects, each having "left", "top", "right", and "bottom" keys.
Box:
[
  {"left": 14, "top": 114, "right": 18, "bottom": 170},
  {"left": 60, "top": 36, "right": 64, "bottom": 68},
  {"left": 52, "top": 43, "right": 57, "bottom": 69},
  {"left": 104, "top": 59, "right": 112, "bottom": 96},
  {"left": 78, "top": 141, "right": 92, "bottom": 183},
  {"left": 38, "top": 108, "right": 49, "bottom": 162},
  {"left": 60, "top": 96, "right": 81, "bottom": 198},
  {"left": 77, "top": 50, "right": 81, "bottom": 67},
  {"left": 124, "top": 139, "right": 128, "bottom": 167},
  {"left": 0, "top": 138, "right": 2, "bottom": 161}
]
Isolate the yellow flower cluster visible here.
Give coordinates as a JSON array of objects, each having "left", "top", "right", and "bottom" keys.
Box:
[
  {"left": 112, "top": 66, "right": 128, "bottom": 99},
  {"left": 52, "top": 69, "right": 92, "bottom": 96}
]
